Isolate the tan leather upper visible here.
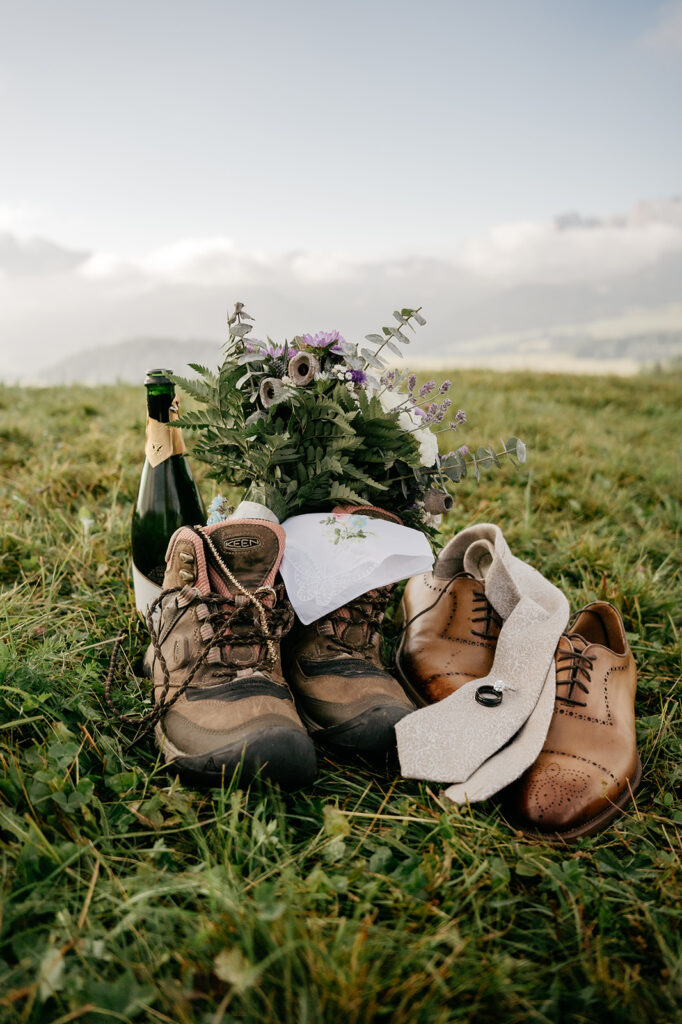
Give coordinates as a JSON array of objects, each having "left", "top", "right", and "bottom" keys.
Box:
[
  {"left": 511, "top": 602, "right": 639, "bottom": 833},
  {"left": 283, "top": 588, "right": 413, "bottom": 728},
  {"left": 396, "top": 572, "right": 500, "bottom": 704}
]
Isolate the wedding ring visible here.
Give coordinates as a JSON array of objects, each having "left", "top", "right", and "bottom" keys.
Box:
[{"left": 475, "top": 684, "right": 503, "bottom": 707}]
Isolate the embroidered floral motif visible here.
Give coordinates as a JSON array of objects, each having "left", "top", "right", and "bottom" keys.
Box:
[{"left": 322, "top": 513, "right": 375, "bottom": 545}]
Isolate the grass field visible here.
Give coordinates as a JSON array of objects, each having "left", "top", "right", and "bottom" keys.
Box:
[{"left": 0, "top": 369, "right": 680, "bottom": 1024}]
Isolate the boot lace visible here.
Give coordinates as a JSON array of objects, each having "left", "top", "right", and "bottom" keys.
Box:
[
  {"left": 324, "top": 586, "right": 392, "bottom": 655},
  {"left": 555, "top": 635, "right": 595, "bottom": 708}
]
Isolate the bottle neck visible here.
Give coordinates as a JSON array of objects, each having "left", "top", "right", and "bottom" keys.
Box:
[{"left": 146, "top": 387, "right": 175, "bottom": 423}]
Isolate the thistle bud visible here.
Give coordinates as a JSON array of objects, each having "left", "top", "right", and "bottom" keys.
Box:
[
  {"left": 259, "top": 377, "right": 284, "bottom": 409},
  {"left": 424, "top": 488, "right": 454, "bottom": 514},
  {"left": 288, "top": 351, "right": 320, "bottom": 386}
]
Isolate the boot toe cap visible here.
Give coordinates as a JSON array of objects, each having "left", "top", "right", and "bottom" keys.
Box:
[
  {"left": 311, "top": 700, "right": 412, "bottom": 758},
  {"left": 157, "top": 713, "right": 317, "bottom": 790}
]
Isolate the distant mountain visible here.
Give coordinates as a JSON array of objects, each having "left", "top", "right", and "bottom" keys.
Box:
[
  {"left": 39, "top": 338, "right": 222, "bottom": 384},
  {"left": 36, "top": 314, "right": 682, "bottom": 385}
]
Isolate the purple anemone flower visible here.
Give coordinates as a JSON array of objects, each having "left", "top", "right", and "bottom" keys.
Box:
[{"left": 301, "top": 330, "right": 347, "bottom": 355}]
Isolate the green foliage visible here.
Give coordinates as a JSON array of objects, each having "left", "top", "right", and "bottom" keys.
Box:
[
  {"left": 0, "top": 371, "right": 680, "bottom": 1023},
  {"left": 169, "top": 307, "right": 520, "bottom": 529}
]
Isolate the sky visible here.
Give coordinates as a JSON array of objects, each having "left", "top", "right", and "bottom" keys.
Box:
[{"left": 0, "top": 0, "right": 681, "bottom": 377}]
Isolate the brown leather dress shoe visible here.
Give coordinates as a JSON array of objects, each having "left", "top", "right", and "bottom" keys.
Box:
[
  {"left": 506, "top": 602, "right": 642, "bottom": 840},
  {"left": 395, "top": 570, "right": 502, "bottom": 705}
]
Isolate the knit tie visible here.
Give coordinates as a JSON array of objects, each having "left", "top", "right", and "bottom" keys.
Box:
[{"left": 395, "top": 524, "right": 569, "bottom": 803}]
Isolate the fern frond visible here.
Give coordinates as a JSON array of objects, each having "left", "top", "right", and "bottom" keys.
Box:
[{"left": 329, "top": 482, "right": 367, "bottom": 505}]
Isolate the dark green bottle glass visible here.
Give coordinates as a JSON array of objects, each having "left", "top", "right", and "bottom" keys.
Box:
[{"left": 131, "top": 369, "right": 205, "bottom": 614}]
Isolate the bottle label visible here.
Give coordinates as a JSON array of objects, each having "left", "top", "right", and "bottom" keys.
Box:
[
  {"left": 145, "top": 405, "right": 186, "bottom": 467},
  {"left": 132, "top": 562, "right": 163, "bottom": 617}
]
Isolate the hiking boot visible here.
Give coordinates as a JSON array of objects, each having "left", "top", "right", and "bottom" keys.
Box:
[
  {"left": 282, "top": 584, "right": 414, "bottom": 757},
  {"left": 505, "top": 602, "right": 641, "bottom": 840},
  {"left": 143, "top": 519, "right": 317, "bottom": 790},
  {"left": 280, "top": 505, "right": 415, "bottom": 757},
  {"left": 395, "top": 570, "right": 502, "bottom": 705}
]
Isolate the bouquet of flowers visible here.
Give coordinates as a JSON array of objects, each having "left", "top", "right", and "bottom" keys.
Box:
[{"left": 171, "top": 303, "right": 525, "bottom": 532}]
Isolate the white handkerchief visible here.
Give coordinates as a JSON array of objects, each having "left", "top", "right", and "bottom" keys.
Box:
[{"left": 280, "top": 512, "right": 434, "bottom": 624}]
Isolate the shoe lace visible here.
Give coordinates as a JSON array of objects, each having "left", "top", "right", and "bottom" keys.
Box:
[
  {"left": 104, "top": 524, "right": 293, "bottom": 737},
  {"left": 324, "top": 586, "right": 392, "bottom": 655},
  {"left": 471, "top": 588, "right": 503, "bottom": 640},
  {"left": 554, "top": 634, "right": 595, "bottom": 708},
  {"left": 399, "top": 572, "right": 501, "bottom": 639}
]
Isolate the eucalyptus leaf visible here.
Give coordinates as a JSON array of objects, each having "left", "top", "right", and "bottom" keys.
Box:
[
  {"left": 387, "top": 327, "right": 410, "bottom": 344},
  {"left": 237, "top": 352, "right": 266, "bottom": 364},
  {"left": 360, "top": 348, "right": 386, "bottom": 369},
  {"left": 487, "top": 445, "right": 501, "bottom": 468},
  {"left": 230, "top": 323, "right": 254, "bottom": 338},
  {"left": 476, "top": 447, "right": 493, "bottom": 469}
]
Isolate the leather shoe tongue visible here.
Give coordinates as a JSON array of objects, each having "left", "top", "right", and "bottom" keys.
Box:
[
  {"left": 557, "top": 632, "right": 589, "bottom": 657},
  {"left": 202, "top": 521, "right": 284, "bottom": 593}
]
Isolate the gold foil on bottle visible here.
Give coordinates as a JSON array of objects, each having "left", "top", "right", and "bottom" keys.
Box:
[{"left": 145, "top": 404, "right": 186, "bottom": 467}]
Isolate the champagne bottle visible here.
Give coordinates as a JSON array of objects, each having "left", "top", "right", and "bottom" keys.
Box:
[{"left": 131, "top": 369, "right": 205, "bottom": 616}]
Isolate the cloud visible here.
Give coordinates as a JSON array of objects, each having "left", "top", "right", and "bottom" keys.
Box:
[
  {"left": 79, "top": 238, "right": 362, "bottom": 287},
  {"left": 8, "top": 195, "right": 678, "bottom": 293},
  {"left": 642, "top": 1, "right": 682, "bottom": 52},
  {"left": 1, "top": 196, "right": 681, "bottom": 380},
  {"left": 454, "top": 204, "right": 682, "bottom": 285},
  {"left": 0, "top": 231, "right": 89, "bottom": 277}
]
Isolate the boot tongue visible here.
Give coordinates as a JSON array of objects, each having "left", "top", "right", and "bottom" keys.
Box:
[{"left": 202, "top": 520, "right": 285, "bottom": 595}]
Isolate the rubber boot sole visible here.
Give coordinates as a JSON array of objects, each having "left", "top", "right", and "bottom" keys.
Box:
[
  {"left": 154, "top": 720, "right": 317, "bottom": 791},
  {"left": 298, "top": 702, "right": 411, "bottom": 759}
]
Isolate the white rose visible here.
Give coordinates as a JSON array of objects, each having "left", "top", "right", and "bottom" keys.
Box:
[
  {"left": 378, "top": 389, "right": 405, "bottom": 414},
  {"left": 417, "top": 427, "right": 439, "bottom": 467},
  {"left": 380, "top": 390, "right": 420, "bottom": 429},
  {"left": 379, "top": 389, "right": 438, "bottom": 466}
]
